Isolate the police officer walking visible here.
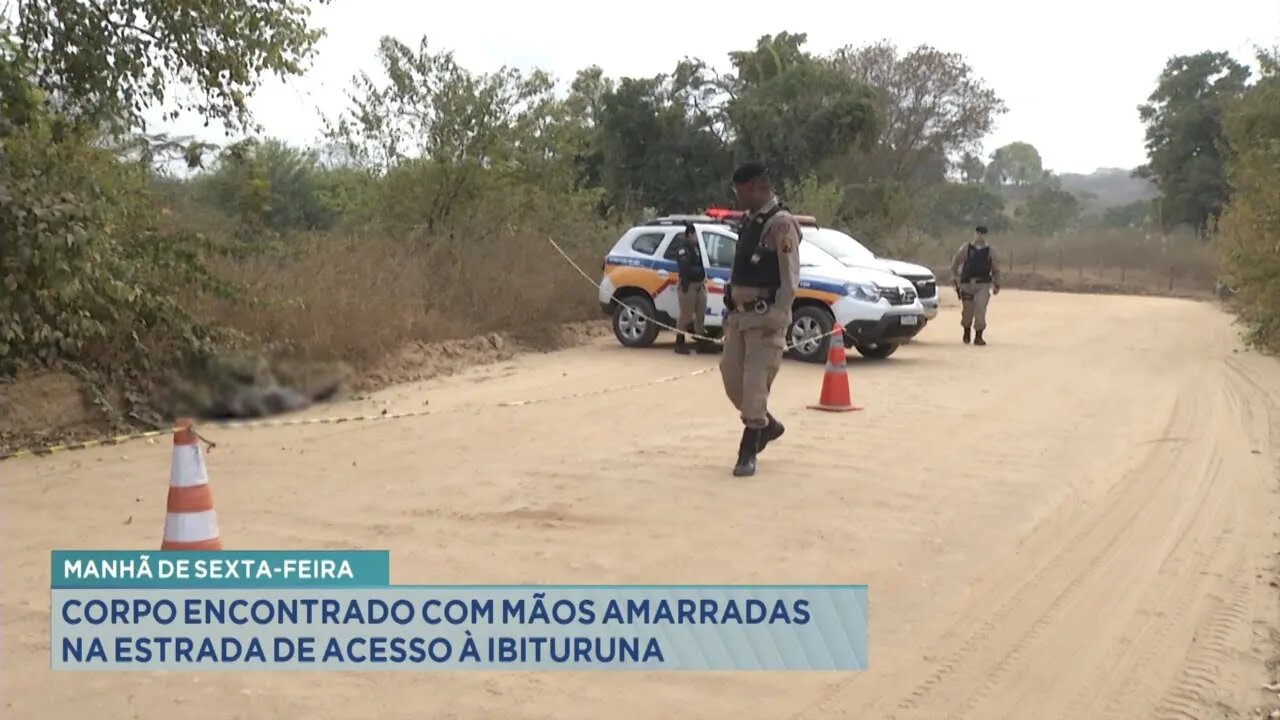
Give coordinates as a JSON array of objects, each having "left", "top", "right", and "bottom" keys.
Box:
[
  {"left": 673, "top": 223, "right": 713, "bottom": 355},
  {"left": 950, "top": 225, "right": 1002, "bottom": 345},
  {"left": 720, "top": 163, "right": 801, "bottom": 477}
]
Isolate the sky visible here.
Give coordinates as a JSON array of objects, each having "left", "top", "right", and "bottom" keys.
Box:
[{"left": 148, "top": 0, "right": 1280, "bottom": 176}]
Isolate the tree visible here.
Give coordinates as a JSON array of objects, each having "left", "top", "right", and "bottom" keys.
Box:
[
  {"left": 959, "top": 152, "right": 985, "bottom": 183},
  {"left": 1, "top": 1, "right": 327, "bottom": 376},
  {"left": 985, "top": 142, "right": 1042, "bottom": 186},
  {"left": 830, "top": 40, "right": 1006, "bottom": 186},
  {"left": 1098, "top": 199, "right": 1155, "bottom": 230},
  {"left": 326, "top": 35, "right": 569, "bottom": 229},
  {"left": 1215, "top": 48, "right": 1280, "bottom": 348},
  {"left": 916, "top": 182, "right": 1008, "bottom": 237},
  {"left": 200, "top": 138, "right": 340, "bottom": 233},
  {"left": 1136, "top": 51, "right": 1250, "bottom": 237},
  {"left": 724, "top": 33, "right": 880, "bottom": 190},
  {"left": 1016, "top": 185, "right": 1080, "bottom": 235},
  {"left": 592, "top": 72, "right": 731, "bottom": 214},
  {"left": 15, "top": 0, "right": 330, "bottom": 133},
  {"left": 327, "top": 36, "right": 557, "bottom": 172},
  {"left": 784, "top": 174, "right": 846, "bottom": 226}
]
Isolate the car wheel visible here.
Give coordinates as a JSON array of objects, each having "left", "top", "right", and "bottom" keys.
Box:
[
  {"left": 855, "top": 342, "right": 898, "bottom": 360},
  {"left": 787, "top": 306, "right": 834, "bottom": 363},
  {"left": 611, "top": 295, "right": 660, "bottom": 348}
]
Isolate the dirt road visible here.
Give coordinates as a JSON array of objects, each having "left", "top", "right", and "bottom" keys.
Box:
[{"left": 3, "top": 290, "right": 1279, "bottom": 720}]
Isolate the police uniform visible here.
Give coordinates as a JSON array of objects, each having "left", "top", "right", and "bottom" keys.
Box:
[
  {"left": 950, "top": 227, "right": 1001, "bottom": 345},
  {"left": 673, "top": 226, "right": 711, "bottom": 354},
  {"left": 720, "top": 185, "right": 801, "bottom": 477}
]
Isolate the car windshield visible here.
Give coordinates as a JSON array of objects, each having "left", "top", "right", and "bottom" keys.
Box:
[{"left": 802, "top": 227, "right": 876, "bottom": 262}]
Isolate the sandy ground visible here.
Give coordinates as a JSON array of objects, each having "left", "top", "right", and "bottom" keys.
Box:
[{"left": 3, "top": 289, "right": 1279, "bottom": 720}]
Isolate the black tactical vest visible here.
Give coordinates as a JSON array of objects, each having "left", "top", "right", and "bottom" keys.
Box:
[
  {"left": 961, "top": 244, "right": 993, "bottom": 283},
  {"left": 675, "top": 240, "right": 706, "bottom": 283},
  {"left": 731, "top": 205, "right": 787, "bottom": 289}
]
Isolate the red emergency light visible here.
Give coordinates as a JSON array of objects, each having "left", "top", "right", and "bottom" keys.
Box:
[{"left": 704, "top": 207, "right": 744, "bottom": 219}]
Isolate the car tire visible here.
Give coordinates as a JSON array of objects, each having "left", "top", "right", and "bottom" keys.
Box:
[
  {"left": 786, "top": 306, "right": 834, "bottom": 363},
  {"left": 612, "top": 295, "right": 660, "bottom": 348},
  {"left": 854, "top": 342, "right": 899, "bottom": 360}
]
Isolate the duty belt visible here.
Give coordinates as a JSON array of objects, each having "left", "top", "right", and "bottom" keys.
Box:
[{"left": 726, "top": 287, "right": 776, "bottom": 315}]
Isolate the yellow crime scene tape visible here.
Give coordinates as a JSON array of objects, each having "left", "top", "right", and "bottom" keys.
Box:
[{"left": 0, "top": 237, "right": 838, "bottom": 463}]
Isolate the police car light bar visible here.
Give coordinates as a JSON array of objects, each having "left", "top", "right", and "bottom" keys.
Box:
[
  {"left": 705, "top": 207, "right": 818, "bottom": 225},
  {"left": 703, "top": 208, "right": 744, "bottom": 219}
]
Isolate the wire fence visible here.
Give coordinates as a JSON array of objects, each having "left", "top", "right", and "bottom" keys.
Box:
[{"left": 902, "top": 231, "right": 1219, "bottom": 296}]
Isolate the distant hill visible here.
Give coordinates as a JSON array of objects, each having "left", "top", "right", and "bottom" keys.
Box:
[{"left": 1056, "top": 168, "right": 1158, "bottom": 211}]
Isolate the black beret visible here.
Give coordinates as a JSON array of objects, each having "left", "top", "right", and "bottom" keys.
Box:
[
  {"left": 732, "top": 162, "right": 769, "bottom": 184},
  {"left": 975, "top": 225, "right": 989, "bottom": 234}
]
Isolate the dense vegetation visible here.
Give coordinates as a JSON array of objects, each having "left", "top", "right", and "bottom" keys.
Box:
[{"left": 1, "top": 1, "right": 1276, "bottom": 426}]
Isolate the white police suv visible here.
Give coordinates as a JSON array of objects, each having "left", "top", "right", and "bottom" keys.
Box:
[
  {"left": 598, "top": 211, "right": 927, "bottom": 362},
  {"left": 798, "top": 222, "right": 940, "bottom": 322}
]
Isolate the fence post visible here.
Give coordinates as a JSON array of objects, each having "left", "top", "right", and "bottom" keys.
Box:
[
  {"left": 1010, "top": 249, "right": 1015, "bottom": 273},
  {"left": 1168, "top": 264, "right": 1174, "bottom": 292}
]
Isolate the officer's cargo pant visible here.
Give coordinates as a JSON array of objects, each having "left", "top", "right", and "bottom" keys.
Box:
[
  {"left": 720, "top": 306, "right": 787, "bottom": 429},
  {"left": 959, "top": 282, "right": 992, "bottom": 331},
  {"left": 677, "top": 282, "right": 708, "bottom": 335}
]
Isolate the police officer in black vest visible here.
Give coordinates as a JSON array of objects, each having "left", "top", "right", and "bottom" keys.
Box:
[
  {"left": 950, "top": 225, "right": 1002, "bottom": 345},
  {"left": 673, "top": 223, "right": 714, "bottom": 354},
  {"left": 720, "top": 163, "right": 801, "bottom": 477}
]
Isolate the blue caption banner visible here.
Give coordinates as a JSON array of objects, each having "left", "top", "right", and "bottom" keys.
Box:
[{"left": 50, "top": 552, "right": 868, "bottom": 672}]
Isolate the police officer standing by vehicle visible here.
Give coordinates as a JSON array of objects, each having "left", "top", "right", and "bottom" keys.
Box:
[
  {"left": 950, "top": 225, "right": 1002, "bottom": 345},
  {"left": 720, "top": 163, "right": 801, "bottom": 477},
  {"left": 673, "top": 223, "right": 714, "bottom": 355}
]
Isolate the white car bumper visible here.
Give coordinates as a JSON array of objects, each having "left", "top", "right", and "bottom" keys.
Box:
[{"left": 831, "top": 299, "right": 926, "bottom": 345}]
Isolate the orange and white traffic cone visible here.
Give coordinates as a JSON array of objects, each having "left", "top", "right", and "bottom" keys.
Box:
[
  {"left": 161, "top": 418, "right": 222, "bottom": 550},
  {"left": 807, "top": 325, "right": 862, "bottom": 412}
]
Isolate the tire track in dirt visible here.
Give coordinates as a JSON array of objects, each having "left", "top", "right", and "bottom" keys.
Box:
[
  {"left": 910, "top": 388, "right": 1217, "bottom": 719},
  {"left": 792, "top": 360, "right": 1206, "bottom": 720}
]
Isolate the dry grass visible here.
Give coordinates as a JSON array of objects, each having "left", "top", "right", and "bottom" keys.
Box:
[{"left": 201, "top": 208, "right": 622, "bottom": 372}]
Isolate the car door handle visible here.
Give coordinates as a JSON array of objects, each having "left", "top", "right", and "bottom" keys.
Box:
[{"left": 657, "top": 270, "right": 669, "bottom": 278}]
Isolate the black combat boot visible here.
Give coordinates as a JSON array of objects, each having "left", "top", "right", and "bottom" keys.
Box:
[
  {"left": 733, "top": 426, "right": 763, "bottom": 477},
  {"left": 974, "top": 329, "right": 986, "bottom": 346},
  {"left": 962, "top": 326, "right": 971, "bottom": 344},
  {"left": 674, "top": 331, "right": 690, "bottom": 354},
  {"left": 758, "top": 414, "right": 785, "bottom": 453}
]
